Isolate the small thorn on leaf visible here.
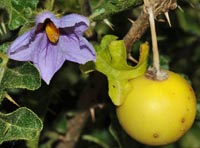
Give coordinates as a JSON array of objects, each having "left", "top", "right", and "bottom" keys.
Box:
[
  {"left": 3, "top": 124, "right": 10, "bottom": 135},
  {"left": 164, "top": 12, "right": 171, "bottom": 27},
  {"left": 4, "top": 93, "right": 20, "bottom": 107}
]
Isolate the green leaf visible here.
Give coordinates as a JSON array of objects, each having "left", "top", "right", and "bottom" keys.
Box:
[
  {"left": 82, "top": 130, "right": 114, "bottom": 148},
  {"left": 95, "top": 35, "right": 149, "bottom": 105},
  {"left": 0, "top": 0, "right": 39, "bottom": 30},
  {"left": 90, "top": 0, "right": 142, "bottom": 21},
  {"left": 109, "top": 124, "right": 122, "bottom": 148},
  {"left": 0, "top": 107, "right": 43, "bottom": 144},
  {"left": 80, "top": 61, "right": 96, "bottom": 74},
  {"left": 0, "top": 43, "right": 10, "bottom": 54},
  {"left": 1, "top": 62, "right": 41, "bottom": 90},
  {"left": 26, "top": 136, "right": 40, "bottom": 148},
  {"left": 52, "top": 112, "right": 67, "bottom": 134}
]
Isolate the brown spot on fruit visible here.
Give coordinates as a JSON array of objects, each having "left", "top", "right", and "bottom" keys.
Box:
[
  {"left": 181, "top": 118, "right": 185, "bottom": 123},
  {"left": 153, "top": 133, "right": 159, "bottom": 138}
]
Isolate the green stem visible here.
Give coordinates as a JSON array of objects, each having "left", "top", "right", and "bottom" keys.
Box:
[
  {"left": 26, "top": 136, "right": 40, "bottom": 148},
  {"left": 0, "top": 53, "right": 8, "bottom": 83},
  {"left": 50, "top": 0, "right": 55, "bottom": 10},
  {"left": 0, "top": 53, "right": 8, "bottom": 66}
]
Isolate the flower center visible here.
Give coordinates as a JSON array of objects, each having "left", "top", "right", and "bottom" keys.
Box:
[{"left": 45, "top": 20, "right": 60, "bottom": 43}]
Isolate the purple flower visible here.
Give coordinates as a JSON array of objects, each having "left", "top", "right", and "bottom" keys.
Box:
[{"left": 7, "top": 12, "right": 96, "bottom": 84}]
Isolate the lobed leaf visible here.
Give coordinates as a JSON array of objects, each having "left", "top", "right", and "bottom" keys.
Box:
[
  {"left": 0, "top": 0, "right": 39, "bottom": 30},
  {"left": 1, "top": 62, "right": 41, "bottom": 90},
  {"left": 90, "top": 0, "right": 142, "bottom": 21},
  {"left": 0, "top": 53, "right": 41, "bottom": 99},
  {"left": 0, "top": 107, "right": 43, "bottom": 144}
]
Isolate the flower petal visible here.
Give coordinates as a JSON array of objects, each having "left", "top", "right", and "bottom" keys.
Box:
[
  {"left": 33, "top": 42, "right": 65, "bottom": 84},
  {"left": 29, "top": 33, "right": 48, "bottom": 61},
  {"left": 35, "top": 11, "right": 59, "bottom": 27},
  {"left": 59, "top": 14, "right": 89, "bottom": 35},
  {"left": 7, "top": 30, "right": 35, "bottom": 61},
  {"left": 79, "top": 37, "right": 96, "bottom": 56},
  {"left": 58, "top": 35, "right": 95, "bottom": 64}
]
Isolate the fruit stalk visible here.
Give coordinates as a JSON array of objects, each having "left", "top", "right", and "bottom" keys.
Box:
[
  {"left": 148, "top": 5, "right": 160, "bottom": 74},
  {"left": 144, "top": 0, "right": 168, "bottom": 80}
]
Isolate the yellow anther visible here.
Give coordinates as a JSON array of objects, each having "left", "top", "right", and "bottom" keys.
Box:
[{"left": 45, "top": 20, "right": 60, "bottom": 43}]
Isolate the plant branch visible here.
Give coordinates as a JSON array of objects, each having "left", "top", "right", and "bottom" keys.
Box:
[
  {"left": 56, "top": 110, "right": 90, "bottom": 148},
  {"left": 55, "top": 72, "right": 107, "bottom": 148},
  {"left": 123, "top": 10, "right": 149, "bottom": 56},
  {"left": 123, "top": 0, "right": 177, "bottom": 55}
]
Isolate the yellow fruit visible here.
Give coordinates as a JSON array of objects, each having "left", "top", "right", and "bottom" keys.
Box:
[{"left": 116, "top": 70, "right": 196, "bottom": 146}]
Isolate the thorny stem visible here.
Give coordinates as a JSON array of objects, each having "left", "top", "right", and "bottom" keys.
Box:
[
  {"left": 123, "top": 11, "right": 149, "bottom": 56},
  {"left": 123, "top": 0, "right": 177, "bottom": 72}
]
